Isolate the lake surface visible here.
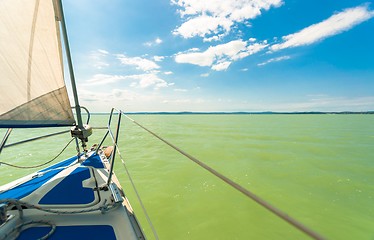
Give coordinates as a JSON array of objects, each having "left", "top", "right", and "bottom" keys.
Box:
[{"left": 0, "top": 114, "right": 373, "bottom": 239}]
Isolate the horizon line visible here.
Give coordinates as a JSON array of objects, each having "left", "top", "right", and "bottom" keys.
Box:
[{"left": 85, "top": 110, "right": 374, "bottom": 115}]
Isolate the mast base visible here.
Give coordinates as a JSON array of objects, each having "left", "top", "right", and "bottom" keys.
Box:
[{"left": 71, "top": 124, "right": 92, "bottom": 142}]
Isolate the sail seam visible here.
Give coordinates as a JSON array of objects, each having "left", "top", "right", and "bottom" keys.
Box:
[{"left": 27, "top": 0, "right": 41, "bottom": 102}]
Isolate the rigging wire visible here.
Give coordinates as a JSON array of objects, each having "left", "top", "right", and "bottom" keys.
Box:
[
  {"left": 107, "top": 128, "right": 160, "bottom": 240},
  {"left": 118, "top": 150, "right": 159, "bottom": 240},
  {"left": 122, "top": 113, "right": 326, "bottom": 240},
  {"left": 0, "top": 138, "right": 74, "bottom": 169},
  {"left": 0, "top": 128, "right": 12, "bottom": 154},
  {"left": 2, "top": 130, "right": 70, "bottom": 149}
]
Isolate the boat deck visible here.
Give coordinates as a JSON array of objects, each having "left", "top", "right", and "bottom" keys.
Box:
[{"left": 0, "top": 151, "right": 145, "bottom": 239}]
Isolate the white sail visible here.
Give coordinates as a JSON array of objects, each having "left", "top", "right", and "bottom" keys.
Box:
[{"left": 0, "top": 0, "right": 75, "bottom": 127}]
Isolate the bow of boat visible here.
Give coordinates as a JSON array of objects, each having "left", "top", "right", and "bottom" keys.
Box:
[{"left": 0, "top": 148, "right": 145, "bottom": 240}]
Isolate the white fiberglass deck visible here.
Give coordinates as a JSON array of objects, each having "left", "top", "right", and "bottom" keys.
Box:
[{"left": 0, "top": 150, "right": 145, "bottom": 240}]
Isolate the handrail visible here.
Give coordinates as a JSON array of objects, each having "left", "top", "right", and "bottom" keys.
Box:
[
  {"left": 107, "top": 109, "right": 122, "bottom": 185},
  {"left": 94, "top": 108, "right": 123, "bottom": 186},
  {"left": 95, "top": 108, "right": 116, "bottom": 153},
  {"left": 71, "top": 106, "right": 91, "bottom": 125},
  {"left": 102, "top": 109, "right": 159, "bottom": 239}
]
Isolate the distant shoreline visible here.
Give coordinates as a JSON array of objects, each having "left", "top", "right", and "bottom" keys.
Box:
[{"left": 89, "top": 111, "right": 374, "bottom": 115}]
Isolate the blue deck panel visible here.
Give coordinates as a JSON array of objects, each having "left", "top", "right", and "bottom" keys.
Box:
[
  {"left": 0, "top": 153, "right": 106, "bottom": 202},
  {"left": 39, "top": 167, "right": 95, "bottom": 205},
  {"left": 17, "top": 225, "right": 116, "bottom": 240},
  {"left": 0, "top": 156, "right": 78, "bottom": 200},
  {"left": 82, "top": 153, "right": 104, "bottom": 168},
  {"left": 38, "top": 155, "right": 79, "bottom": 172}
]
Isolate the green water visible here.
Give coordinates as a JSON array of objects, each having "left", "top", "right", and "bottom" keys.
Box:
[{"left": 0, "top": 114, "right": 373, "bottom": 239}]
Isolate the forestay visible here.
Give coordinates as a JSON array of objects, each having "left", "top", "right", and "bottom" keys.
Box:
[{"left": 0, "top": 0, "right": 74, "bottom": 128}]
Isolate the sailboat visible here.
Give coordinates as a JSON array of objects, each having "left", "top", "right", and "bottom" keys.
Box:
[
  {"left": 0, "top": 0, "right": 145, "bottom": 239},
  {"left": 0, "top": 0, "right": 331, "bottom": 239}
]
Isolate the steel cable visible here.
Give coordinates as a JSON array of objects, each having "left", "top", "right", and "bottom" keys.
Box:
[{"left": 109, "top": 136, "right": 160, "bottom": 240}]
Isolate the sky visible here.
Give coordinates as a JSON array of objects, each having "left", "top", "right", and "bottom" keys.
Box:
[{"left": 62, "top": 0, "right": 374, "bottom": 112}]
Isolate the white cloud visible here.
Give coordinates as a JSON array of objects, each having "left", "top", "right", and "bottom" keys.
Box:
[
  {"left": 77, "top": 87, "right": 166, "bottom": 112},
  {"left": 97, "top": 49, "right": 109, "bottom": 55},
  {"left": 175, "top": 39, "right": 267, "bottom": 71},
  {"left": 116, "top": 54, "right": 160, "bottom": 71},
  {"left": 155, "top": 38, "right": 163, "bottom": 44},
  {"left": 200, "top": 73, "right": 210, "bottom": 77},
  {"left": 128, "top": 73, "right": 173, "bottom": 89},
  {"left": 144, "top": 37, "right": 163, "bottom": 47},
  {"left": 284, "top": 96, "right": 374, "bottom": 112},
  {"left": 212, "top": 61, "right": 231, "bottom": 71},
  {"left": 162, "top": 98, "right": 206, "bottom": 104},
  {"left": 271, "top": 5, "right": 374, "bottom": 51},
  {"left": 172, "top": 0, "right": 283, "bottom": 40},
  {"left": 84, "top": 73, "right": 172, "bottom": 90},
  {"left": 173, "top": 15, "right": 233, "bottom": 41},
  {"left": 90, "top": 49, "right": 110, "bottom": 69},
  {"left": 257, "top": 55, "right": 291, "bottom": 66},
  {"left": 175, "top": 50, "right": 214, "bottom": 67},
  {"left": 203, "top": 34, "right": 227, "bottom": 42},
  {"left": 174, "top": 88, "right": 188, "bottom": 92},
  {"left": 154, "top": 56, "right": 165, "bottom": 62},
  {"left": 85, "top": 74, "right": 128, "bottom": 85},
  {"left": 248, "top": 38, "right": 257, "bottom": 42},
  {"left": 164, "top": 71, "right": 173, "bottom": 75},
  {"left": 188, "top": 48, "right": 201, "bottom": 52}
]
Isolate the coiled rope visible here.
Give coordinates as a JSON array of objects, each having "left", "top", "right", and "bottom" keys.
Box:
[
  {"left": 122, "top": 113, "right": 325, "bottom": 240},
  {"left": 0, "top": 198, "right": 117, "bottom": 240},
  {"left": 1, "top": 220, "right": 56, "bottom": 240}
]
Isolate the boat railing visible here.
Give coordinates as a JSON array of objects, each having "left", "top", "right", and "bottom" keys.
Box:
[
  {"left": 95, "top": 108, "right": 122, "bottom": 186},
  {"left": 71, "top": 106, "right": 91, "bottom": 125}
]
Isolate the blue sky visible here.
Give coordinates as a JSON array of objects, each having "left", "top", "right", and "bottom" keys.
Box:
[{"left": 62, "top": 0, "right": 374, "bottom": 112}]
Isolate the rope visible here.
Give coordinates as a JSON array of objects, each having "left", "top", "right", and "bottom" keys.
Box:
[
  {"left": 110, "top": 139, "right": 159, "bottom": 240},
  {"left": 123, "top": 113, "right": 326, "bottom": 240},
  {"left": 1, "top": 220, "right": 56, "bottom": 240},
  {"left": 0, "top": 199, "right": 117, "bottom": 215},
  {"left": 0, "top": 198, "right": 116, "bottom": 240},
  {"left": 0, "top": 138, "right": 74, "bottom": 169}
]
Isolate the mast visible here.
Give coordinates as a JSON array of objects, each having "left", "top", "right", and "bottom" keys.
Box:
[
  {"left": 56, "top": 0, "right": 83, "bottom": 129},
  {"left": 56, "top": 0, "right": 91, "bottom": 148}
]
